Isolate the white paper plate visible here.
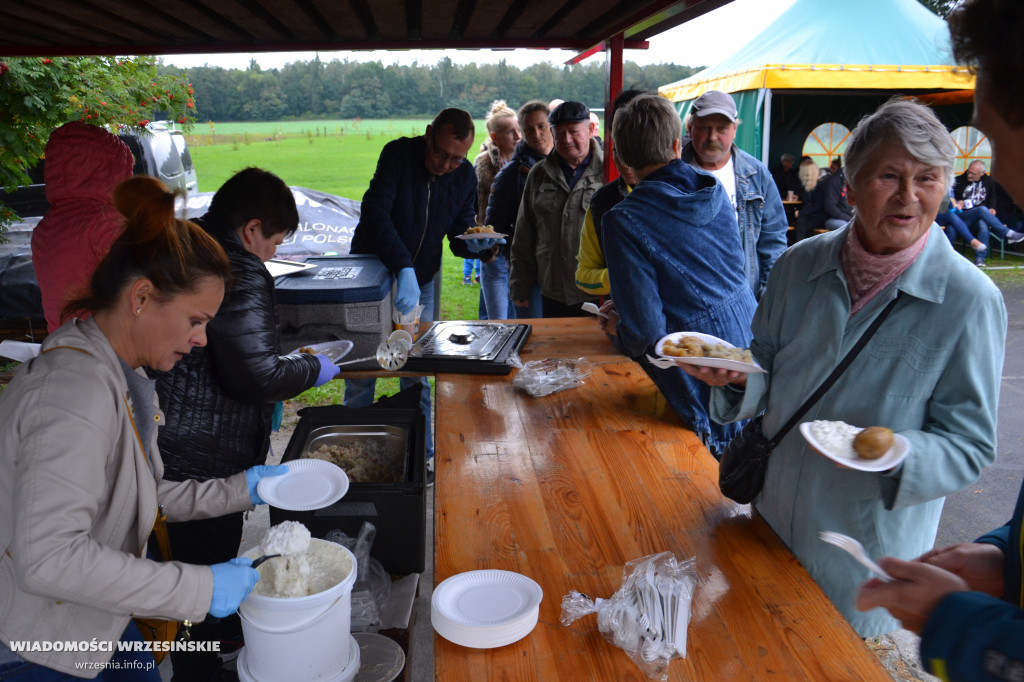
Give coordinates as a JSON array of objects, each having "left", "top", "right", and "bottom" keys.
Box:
[
  {"left": 265, "top": 259, "right": 317, "bottom": 278},
  {"left": 454, "top": 232, "right": 508, "bottom": 241},
  {"left": 289, "top": 340, "right": 355, "bottom": 364},
  {"left": 799, "top": 422, "right": 912, "bottom": 472},
  {"left": 257, "top": 459, "right": 350, "bottom": 510},
  {"left": 654, "top": 331, "right": 764, "bottom": 373},
  {"left": 433, "top": 570, "right": 543, "bottom": 627}
]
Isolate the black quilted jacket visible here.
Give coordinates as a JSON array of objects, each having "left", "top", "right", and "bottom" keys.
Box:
[{"left": 153, "top": 213, "right": 321, "bottom": 481}]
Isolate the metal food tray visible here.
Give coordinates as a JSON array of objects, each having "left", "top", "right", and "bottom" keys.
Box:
[
  {"left": 410, "top": 321, "right": 518, "bottom": 360},
  {"left": 302, "top": 424, "right": 409, "bottom": 483},
  {"left": 404, "top": 321, "right": 532, "bottom": 375}
]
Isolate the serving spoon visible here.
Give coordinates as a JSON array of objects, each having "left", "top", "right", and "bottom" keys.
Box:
[{"left": 250, "top": 553, "right": 281, "bottom": 569}]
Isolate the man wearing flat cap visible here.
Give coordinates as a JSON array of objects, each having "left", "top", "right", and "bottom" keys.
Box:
[
  {"left": 683, "top": 90, "right": 787, "bottom": 299},
  {"left": 510, "top": 101, "right": 603, "bottom": 317}
]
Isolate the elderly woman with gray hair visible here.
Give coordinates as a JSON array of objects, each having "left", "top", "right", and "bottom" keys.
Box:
[{"left": 685, "top": 98, "right": 1007, "bottom": 636}]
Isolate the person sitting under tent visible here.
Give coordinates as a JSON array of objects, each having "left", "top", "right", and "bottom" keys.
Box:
[{"left": 952, "top": 160, "right": 1024, "bottom": 265}]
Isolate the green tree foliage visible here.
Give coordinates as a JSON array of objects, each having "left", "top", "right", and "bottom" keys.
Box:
[
  {"left": 0, "top": 56, "right": 194, "bottom": 190},
  {"left": 0, "top": 55, "right": 195, "bottom": 233},
  {"left": 165, "top": 56, "right": 700, "bottom": 122}
]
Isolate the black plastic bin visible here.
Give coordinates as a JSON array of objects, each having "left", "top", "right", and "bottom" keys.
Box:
[{"left": 271, "top": 387, "right": 427, "bottom": 575}]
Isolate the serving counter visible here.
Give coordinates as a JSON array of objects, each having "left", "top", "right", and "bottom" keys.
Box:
[{"left": 432, "top": 318, "right": 889, "bottom": 680}]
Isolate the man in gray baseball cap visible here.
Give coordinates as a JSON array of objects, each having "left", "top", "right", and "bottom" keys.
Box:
[
  {"left": 689, "top": 89, "right": 739, "bottom": 121},
  {"left": 510, "top": 100, "right": 603, "bottom": 317},
  {"left": 682, "top": 90, "right": 787, "bottom": 299}
]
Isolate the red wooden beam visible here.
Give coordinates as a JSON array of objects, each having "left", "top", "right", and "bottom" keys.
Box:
[
  {"left": 603, "top": 33, "right": 624, "bottom": 183},
  {"left": 564, "top": 39, "right": 647, "bottom": 65}
]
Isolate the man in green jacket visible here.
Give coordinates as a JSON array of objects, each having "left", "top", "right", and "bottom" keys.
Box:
[{"left": 509, "top": 101, "right": 603, "bottom": 318}]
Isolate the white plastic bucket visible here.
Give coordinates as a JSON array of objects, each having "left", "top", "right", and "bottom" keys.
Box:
[
  {"left": 238, "top": 540, "right": 357, "bottom": 681},
  {"left": 237, "top": 635, "right": 360, "bottom": 682}
]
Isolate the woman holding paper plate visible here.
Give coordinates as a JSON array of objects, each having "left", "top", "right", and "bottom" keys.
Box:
[
  {"left": 682, "top": 98, "right": 1007, "bottom": 637},
  {"left": 0, "top": 177, "right": 285, "bottom": 679},
  {"left": 151, "top": 168, "right": 343, "bottom": 681}
]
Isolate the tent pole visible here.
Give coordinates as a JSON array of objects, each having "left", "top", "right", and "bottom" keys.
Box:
[
  {"left": 760, "top": 88, "right": 772, "bottom": 166},
  {"left": 604, "top": 33, "right": 624, "bottom": 183}
]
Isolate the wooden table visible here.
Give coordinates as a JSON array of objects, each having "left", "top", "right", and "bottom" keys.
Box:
[{"left": 433, "top": 318, "right": 889, "bottom": 680}]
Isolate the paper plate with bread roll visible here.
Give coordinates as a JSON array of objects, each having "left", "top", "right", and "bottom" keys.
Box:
[
  {"left": 654, "top": 332, "right": 765, "bottom": 373},
  {"left": 799, "top": 420, "right": 911, "bottom": 472}
]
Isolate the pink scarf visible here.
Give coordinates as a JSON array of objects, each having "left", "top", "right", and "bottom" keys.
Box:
[{"left": 841, "top": 223, "right": 928, "bottom": 315}]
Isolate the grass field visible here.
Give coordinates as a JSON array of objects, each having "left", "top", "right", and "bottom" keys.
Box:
[
  {"left": 184, "top": 119, "right": 489, "bottom": 405},
  {"left": 189, "top": 119, "right": 434, "bottom": 139},
  {"left": 187, "top": 121, "right": 487, "bottom": 206}
]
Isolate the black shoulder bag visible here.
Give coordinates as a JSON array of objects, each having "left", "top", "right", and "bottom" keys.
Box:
[{"left": 719, "top": 294, "right": 901, "bottom": 504}]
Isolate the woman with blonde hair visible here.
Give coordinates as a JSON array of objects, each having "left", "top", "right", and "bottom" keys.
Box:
[
  {"left": 0, "top": 176, "right": 286, "bottom": 679},
  {"left": 472, "top": 99, "right": 521, "bottom": 305},
  {"left": 793, "top": 156, "right": 828, "bottom": 241},
  {"left": 797, "top": 156, "right": 820, "bottom": 196}
]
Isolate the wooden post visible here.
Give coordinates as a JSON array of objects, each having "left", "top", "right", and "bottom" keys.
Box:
[{"left": 604, "top": 33, "right": 624, "bottom": 184}]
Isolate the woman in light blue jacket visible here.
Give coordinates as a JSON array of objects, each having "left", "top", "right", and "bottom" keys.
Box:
[{"left": 686, "top": 98, "right": 1007, "bottom": 636}]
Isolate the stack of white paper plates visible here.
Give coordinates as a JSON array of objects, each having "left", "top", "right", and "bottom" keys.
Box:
[{"left": 431, "top": 570, "right": 543, "bottom": 648}]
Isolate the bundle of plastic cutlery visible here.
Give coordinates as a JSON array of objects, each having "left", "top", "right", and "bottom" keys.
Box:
[{"left": 560, "top": 551, "right": 697, "bottom": 679}]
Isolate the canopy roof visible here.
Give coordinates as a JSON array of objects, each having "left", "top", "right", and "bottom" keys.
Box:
[
  {"left": 0, "top": 0, "right": 732, "bottom": 58},
  {"left": 660, "top": 0, "right": 973, "bottom": 102}
]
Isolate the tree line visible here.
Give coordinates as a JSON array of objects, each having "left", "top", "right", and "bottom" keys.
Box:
[{"left": 156, "top": 57, "right": 701, "bottom": 122}]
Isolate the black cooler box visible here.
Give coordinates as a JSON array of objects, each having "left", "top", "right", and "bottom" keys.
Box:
[
  {"left": 275, "top": 255, "right": 392, "bottom": 370},
  {"left": 271, "top": 390, "right": 427, "bottom": 575}
]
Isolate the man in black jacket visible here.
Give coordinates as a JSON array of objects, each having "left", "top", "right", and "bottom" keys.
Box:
[
  {"left": 823, "top": 167, "right": 853, "bottom": 230},
  {"left": 346, "top": 109, "right": 502, "bottom": 476},
  {"left": 154, "top": 168, "right": 341, "bottom": 681}
]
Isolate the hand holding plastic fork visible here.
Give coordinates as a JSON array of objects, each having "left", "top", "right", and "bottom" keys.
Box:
[{"left": 819, "top": 531, "right": 893, "bottom": 581}]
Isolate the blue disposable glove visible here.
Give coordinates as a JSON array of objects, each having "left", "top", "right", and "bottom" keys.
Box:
[
  {"left": 244, "top": 464, "right": 289, "bottom": 505},
  {"left": 395, "top": 268, "right": 420, "bottom": 315},
  {"left": 209, "top": 557, "right": 259, "bottom": 617},
  {"left": 313, "top": 353, "right": 340, "bottom": 387},
  {"left": 465, "top": 237, "right": 506, "bottom": 253}
]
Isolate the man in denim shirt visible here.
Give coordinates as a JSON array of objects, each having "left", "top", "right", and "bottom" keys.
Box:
[
  {"left": 603, "top": 94, "right": 756, "bottom": 456},
  {"left": 681, "top": 90, "right": 788, "bottom": 299}
]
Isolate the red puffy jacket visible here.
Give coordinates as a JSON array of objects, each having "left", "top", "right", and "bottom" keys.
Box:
[{"left": 31, "top": 122, "right": 134, "bottom": 331}]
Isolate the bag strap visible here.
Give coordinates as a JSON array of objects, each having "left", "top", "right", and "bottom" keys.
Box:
[{"left": 768, "top": 292, "right": 902, "bottom": 447}]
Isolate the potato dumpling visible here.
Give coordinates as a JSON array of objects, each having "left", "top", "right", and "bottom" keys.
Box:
[{"left": 853, "top": 426, "right": 894, "bottom": 460}]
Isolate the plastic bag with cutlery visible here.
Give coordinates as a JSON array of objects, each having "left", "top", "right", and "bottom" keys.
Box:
[{"left": 560, "top": 551, "right": 697, "bottom": 680}]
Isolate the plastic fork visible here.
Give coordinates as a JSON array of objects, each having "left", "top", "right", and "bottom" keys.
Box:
[
  {"left": 645, "top": 354, "right": 681, "bottom": 370},
  {"left": 581, "top": 302, "right": 608, "bottom": 318},
  {"left": 819, "top": 531, "right": 893, "bottom": 581}
]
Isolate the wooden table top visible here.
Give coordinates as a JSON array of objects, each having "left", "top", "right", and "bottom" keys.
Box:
[{"left": 433, "top": 318, "right": 889, "bottom": 680}]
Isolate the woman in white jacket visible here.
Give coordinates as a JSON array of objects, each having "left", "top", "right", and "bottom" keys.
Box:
[{"left": 0, "top": 176, "right": 286, "bottom": 679}]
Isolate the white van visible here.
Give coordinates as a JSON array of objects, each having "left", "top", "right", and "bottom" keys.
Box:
[
  {"left": 118, "top": 123, "right": 198, "bottom": 198},
  {"left": 170, "top": 130, "right": 199, "bottom": 196}
]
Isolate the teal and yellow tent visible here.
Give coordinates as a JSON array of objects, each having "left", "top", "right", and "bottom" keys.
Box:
[{"left": 658, "top": 0, "right": 974, "bottom": 166}]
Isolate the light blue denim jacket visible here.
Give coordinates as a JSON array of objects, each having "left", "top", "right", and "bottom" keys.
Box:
[
  {"left": 604, "top": 159, "right": 757, "bottom": 455},
  {"left": 711, "top": 223, "right": 1007, "bottom": 636},
  {"left": 682, "top": 143, "right": 789, "bottom": 299}
]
